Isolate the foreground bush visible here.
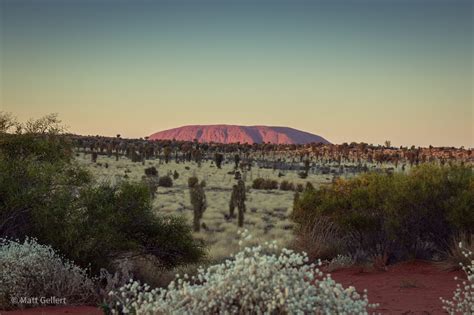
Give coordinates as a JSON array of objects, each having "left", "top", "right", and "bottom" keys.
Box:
[
  {"left": 293, "top": 164, "right": 473, "bottom": 263},
  {"left": 440, "top": 242, "right": 474, "bottom": 314},
  {"left": 0, "top": 115, "right": 205, "bottom": 273},
  {"left": 34, "top": 181, "right": 205, "bottom": 272},
  {"left": 109, "top": 232, "right": 375, "bottom": 314},
  {"left": 0, "top": 238, "right": 97, "bottom": 310}
]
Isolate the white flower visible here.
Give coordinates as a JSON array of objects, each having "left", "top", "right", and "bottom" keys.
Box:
[
  {"left": 440, "top": 242, "right": 474, "bottom": 314},
  {"left": 108, "top": 232, "right": 375, "bottom": 314}
]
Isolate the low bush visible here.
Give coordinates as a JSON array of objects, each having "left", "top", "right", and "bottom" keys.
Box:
[
  {"left": 293, "top": 164, "right": 473, "bottom": 263},
  {"left": 440, "top": 235, "right": 474, "bottom": 271},
  {"left": 188, "top": 176, "right": 199, "bottom": 188},
  {"left": 158, "top": 175, "right": 173, "bottom": 187},
  {"left": 279, "top": 180, "right": 295, "bottom": 191},
  {"left": 173, "top": 170, "right": 179, "bottom": 180},
  {"left": 40, "top": 181, "right": 205, "bottom": 272},
  {"left": 109, "top": 231, "right": 376, "bottom": 314},
  {"left": 295, "top": 183, "right": 304, "bottom": 192},
  {"left": 252, "top": 178, "right": 279, "bottom": 190},
  {"left": 293, "top": 216, "right": 343, "bottom": 262},
  {"left": 0, "top": 238, "right": 97, "bottom": 310},
  {"left": 144, "top": 166, "right": 158, "bottom": 177}
]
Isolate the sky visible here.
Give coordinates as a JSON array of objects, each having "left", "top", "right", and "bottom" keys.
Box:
[{"left": 0, "top": 0, "right": 472, "bottom": 147}]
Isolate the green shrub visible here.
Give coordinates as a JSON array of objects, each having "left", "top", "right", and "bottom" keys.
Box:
[
  {"left": 293, "top": 164, "right": 473, "bottom": 263},
  {"left": 158, "top": 175, "right": 173, "bottom": 187},
  {"left": 49, "top": 181, "right": 205, "bottom": 271},
  {"left": 0, "top": 124, "right": 205, "bottom": 273},
  {"left": 173, "top": 170, "right": 180, "bottom": 180},
  {"left": 144, "top": 166, "right": 158, "bottom": 177}
]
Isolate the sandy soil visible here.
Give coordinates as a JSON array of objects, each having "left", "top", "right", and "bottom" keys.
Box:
[
  {"left": 76, "top": 153, "right": 333, "bottom": 260},
  {"left": 331, "top": 261, "right": 464, "bottom": 314}
]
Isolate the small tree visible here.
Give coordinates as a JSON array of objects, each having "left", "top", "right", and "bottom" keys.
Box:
[
  {"left": 143, "top": 167, "right": 159, "bottom": 199},
  {"left": 215, "top": 153, "right": 224, "bottom": 169},
  {"left": 189, "top": 177, "right": 207, "bottom": 232},
  {"left": 230, "top": 179, "right": 246, "bottom": 227},
  {"left": 91, "top": 151, "right": 98, "bottom": 163},
  {"left": 163, "top": 146, "right": 171, "bottom": 164},
  {"left": 234, "top": 154, "right": 240, "bottom": 169}
]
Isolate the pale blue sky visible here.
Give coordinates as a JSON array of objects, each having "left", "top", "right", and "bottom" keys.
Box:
[{"left": 1, "top": 0, "right": 472, "bottom": 147}]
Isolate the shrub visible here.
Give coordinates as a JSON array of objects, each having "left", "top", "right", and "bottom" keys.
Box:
[
  {"left": 293, "top": 216, "right": 343, "bottom": 262},
  {"left": 173, "top": 170, "right": 180, "bottom": 180},
  {"left": 296, "top": 183, "right": 304, "bottom": 192},
  {"left": 1, "top": 125, "right": 204, "bottom": 273},
  {"left": 189, "top": 177, "right": 207, "bottom": 232},
  {"left": 45, "top": 181, "right": 205, "bottom": 272},
  {"left": 293, "top": 164, "right": 473, "bottom": 263},
  {"left": 0, "top": 150, "right": 91, "bottom": 239},
  {"left": 279, "top": 180, "right": 295, "bottom": 191},
  {"left": 109, "top": 232, "right": 375, "bottom": 314},
  {"left": 144, "top": 166, "right": 158, "bottom": 177},
  {"left": 441, "top": 235, "right": 474, "bottom": 271},
  {"left": 188, "top": 176, "right": 199, "bottom": 188},
  {"left": 0, "top": 238, "right": 97, "bottom": 310},
  {"left": 440, "top": 242, "right": 474, "bottom": 314},
  {"left": 158, "top": 175, "right": 173, "bottom": 187},
  {"left": 252, "top": 178, "right": 279, "bottom": 190}
]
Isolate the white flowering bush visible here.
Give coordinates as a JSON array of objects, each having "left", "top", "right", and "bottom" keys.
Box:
[
  {"left": 0, "top": 237, "right": 97, "bottom": 309},
  {"left": 109, "top": 230, "right": 376, "bottom": 314},
  {"left": 440, "top": 242, "right": 474, "bottom": 314}
]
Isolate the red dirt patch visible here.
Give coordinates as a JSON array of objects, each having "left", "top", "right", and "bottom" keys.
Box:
[
  {"left": 1, "top": 306, "right": 102, "bottom": 315},
  {"left": 330, "top": 260, "right": 464, "bottom": 314}
]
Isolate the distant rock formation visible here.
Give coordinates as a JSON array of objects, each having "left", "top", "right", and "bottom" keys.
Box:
[{"left": 149, "top": 125, "right": 330, "bottom": 144}]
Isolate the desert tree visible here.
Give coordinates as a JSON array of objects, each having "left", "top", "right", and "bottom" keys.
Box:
[
  {"left": 234, "top": 154, "right": 240, "bottom": 169},
  {"left": 215, "top": 153, "right": 224, "bottom": 169},
  {"left": 230, "top": 179, "right": 246, "bottom": 227},
  {"left": 188, "top": 177, "right": 207, "bottom": 232},
  {"left": 0, "top": 112, "right": 17, "bottom": 133}
]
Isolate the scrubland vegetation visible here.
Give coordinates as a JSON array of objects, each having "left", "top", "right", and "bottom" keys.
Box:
[
  {"left": 293, "top": 164, "right": 473, "bottom": 264},
  {"left": 1, "top": 113, "right": 473, "bottom": 314}
]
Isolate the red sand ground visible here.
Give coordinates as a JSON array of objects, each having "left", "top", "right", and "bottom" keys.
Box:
[
  {"left": 1, "top": 261, "right": 465, "bottom": 315},
  {"left": 331, "top": 260, "right": 464, "bottom": 314}
]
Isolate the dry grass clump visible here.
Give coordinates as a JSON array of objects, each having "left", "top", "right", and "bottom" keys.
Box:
[
  {"left": 279, "top": 180, "right": 295, "bottom": 191},
  {"left": 439, "top": 234, "right": 474, "bottom": 271},
  {"left": 293, "top": 216, "right": 343, "bottom": 262},
  {"left": 252, "top": 177, "right": 279, "bottom": 190}
]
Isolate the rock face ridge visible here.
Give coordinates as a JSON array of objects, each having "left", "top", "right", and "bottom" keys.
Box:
[{"left": 149, "top": 125, "right": 330, "bottom": 144}]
